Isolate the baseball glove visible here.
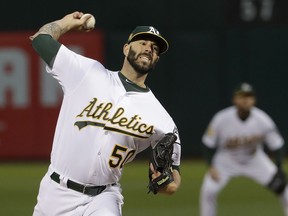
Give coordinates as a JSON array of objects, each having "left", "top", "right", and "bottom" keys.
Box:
[
  {"left": 148, "top": 132, "right": 177, "bottom": 194},
  {"left": 267, "top": 168, "right": 287, "bottom": 194}
]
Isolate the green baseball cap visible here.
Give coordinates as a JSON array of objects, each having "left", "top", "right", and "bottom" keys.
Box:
[
  {"left": 127, "top": 26, "right": 169, "bottom": 54},
  {"left": 234, "top": 82, "right": 256, "bottom": 96}
]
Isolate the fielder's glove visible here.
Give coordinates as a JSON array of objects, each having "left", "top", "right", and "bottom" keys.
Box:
[
  {"left": 267, "top": 168, "right": 287, "bottom": 194},
  {"left": 148, "top": 132, "right": 177, "bottom": 194}
]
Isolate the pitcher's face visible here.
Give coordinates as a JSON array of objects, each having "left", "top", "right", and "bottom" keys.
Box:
[{"left": 126, "top": 40, "right": 159, "bottom": 74}]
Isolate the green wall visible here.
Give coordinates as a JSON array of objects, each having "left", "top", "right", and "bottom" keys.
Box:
[{"left": 1, "top": 0, "right": 288, "bottom": 158}]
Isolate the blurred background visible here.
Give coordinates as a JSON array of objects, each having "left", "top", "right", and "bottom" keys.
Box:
[
  {"left": 1, "top": 0, "right": 288, "bottom": 215},
  {"left": 1, "top": 0, "right": 288, "bottom": 159}
]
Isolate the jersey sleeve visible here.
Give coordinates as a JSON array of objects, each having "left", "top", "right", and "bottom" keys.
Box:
[
  {"left": 202, "top": 114, "right": 220, "bottom": 148},
  {"left": 172, "top": 142, "right": 181, "bottom": 166},
  {"left": 46, "top": 44, "right": 106, "bottom": 95},
  {"left": 255, "top": 109, "right": 284, "bottom": 150},
  {"left": 263, "top": 117, "right": 284, "bottom": 151}
]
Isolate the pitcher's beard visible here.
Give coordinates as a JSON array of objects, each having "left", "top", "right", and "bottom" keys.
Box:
[{"left": 127, "top": 48, "right": 156, "bottom": 75}]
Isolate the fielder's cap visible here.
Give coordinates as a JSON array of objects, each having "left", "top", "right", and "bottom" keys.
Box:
[
  {"left": 234, "top": 82, "right": 256, "bottom": 96},
  {"left": 127, "top": 26, "right": 169, "bottom": 55}
]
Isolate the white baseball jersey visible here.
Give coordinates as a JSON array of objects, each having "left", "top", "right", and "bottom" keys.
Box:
[
  {"left": 46, "top": 45, "right": 181, "bottom": 186},
  {"left": 202, "top": 106, "right": 283, "bottom": 164}
]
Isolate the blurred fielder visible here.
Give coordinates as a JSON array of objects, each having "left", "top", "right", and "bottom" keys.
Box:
[{"left": 200, "top": 82, "right": 288, "bottom": 216}]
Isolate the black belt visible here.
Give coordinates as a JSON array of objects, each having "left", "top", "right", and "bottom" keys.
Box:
[{"left": 50, "top": 172, "right": 107, "bottom": 196}]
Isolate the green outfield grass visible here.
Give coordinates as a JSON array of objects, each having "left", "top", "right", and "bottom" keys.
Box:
[{"left": 0, "top": 159, "right": 286, "bottom": 216}]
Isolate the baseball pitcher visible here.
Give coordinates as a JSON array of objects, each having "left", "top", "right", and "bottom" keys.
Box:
[{"left": 29, "top": 11, "right": 181, "bottom": 216}]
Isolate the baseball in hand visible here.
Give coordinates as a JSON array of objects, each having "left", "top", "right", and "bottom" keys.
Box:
[{"left": 81, "top": 13, "right": 96, "bottom": 30}]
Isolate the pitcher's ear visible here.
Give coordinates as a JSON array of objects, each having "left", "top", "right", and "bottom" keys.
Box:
[{"left": 123, "top": 43, "right": 130, "bottom": 57}]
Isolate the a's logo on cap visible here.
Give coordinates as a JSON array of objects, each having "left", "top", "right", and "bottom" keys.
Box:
[
  {"left": 127, "top": 25, "right": 169, "bottom": 54},
  {"left": 241, "top": 83, "right": 253, "bottom": 92},
  {"left": 148, "top": 26, "right": 160, "bottom": 35}
]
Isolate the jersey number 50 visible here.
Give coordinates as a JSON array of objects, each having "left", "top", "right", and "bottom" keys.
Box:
[{"left": 109, "top": 144, "right": 136, "bottom": 168}]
